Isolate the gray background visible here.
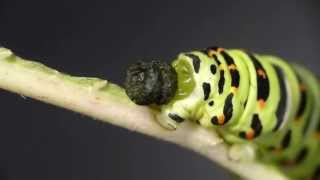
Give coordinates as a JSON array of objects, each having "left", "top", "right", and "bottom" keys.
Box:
[{"left": 0, "top": 0, "right": 319, "bottom": 179}]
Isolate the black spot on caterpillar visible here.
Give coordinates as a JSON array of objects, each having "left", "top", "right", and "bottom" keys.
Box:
[
  {"left": 247, "top": 53, "right": 270, "bottom": 102},
  {"left": 273, "top": 64, "right": 288, "bottom": 131},
  {"left": 281, "top": 129, "right": 292, "bottom": 149},
  {"left": 168, "top": 113, "right": 185, "bottom": 123},
  {"left": 223, "top": 93, "right": 234, "bottom": 124},
  {"left": 210, "top": 64, "right": 217, "bottom": 75},
  {"left": 202, "top": 82, "right": 211, "bottom": 100},
  {"left": 295, "top": 147, "right": 308, "bottom": 164},
  {"left": 218, "top": 70, "right": 225, "bottom": 94},
  {"left": 185, "top": 53, "right": 201, "bottom": 73}
]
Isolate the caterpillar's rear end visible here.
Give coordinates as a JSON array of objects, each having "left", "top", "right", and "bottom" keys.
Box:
[{"left": 124, "top": 47, "right": 320, "bottom": 179}]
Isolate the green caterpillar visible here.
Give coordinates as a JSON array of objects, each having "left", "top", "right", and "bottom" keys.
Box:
[{"left": 124, "top": 47, "right": 320, "bottom": 179}]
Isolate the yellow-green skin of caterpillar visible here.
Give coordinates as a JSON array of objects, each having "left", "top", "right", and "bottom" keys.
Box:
[{"left": 158, "top": 47, "right": 320, "bottom": 179}]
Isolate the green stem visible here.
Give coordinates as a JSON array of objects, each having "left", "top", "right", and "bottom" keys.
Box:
[{"left": 0, "top": 47, "right": 288, "bottom": 180}]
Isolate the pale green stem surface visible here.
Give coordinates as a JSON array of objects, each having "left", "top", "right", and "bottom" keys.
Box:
[{"left": 0, "top": 48, "right": 288, "bottom": 180}]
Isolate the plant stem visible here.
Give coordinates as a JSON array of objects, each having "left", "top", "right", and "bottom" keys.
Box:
[{"left": 0, "top": 47, "right": 288, "bottom": 180}]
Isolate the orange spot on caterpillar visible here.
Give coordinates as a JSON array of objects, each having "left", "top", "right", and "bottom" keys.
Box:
[
  {"left": 246, "top": 129, "right": 255, "bottom": 140},
  {"left": 207, "top": 50, "right": 218, "bottom": 57},
  {"left": 231, "top": 87, "right": 238, "bottom": 94},
  {"left": 294, "top": 116, "right": 302, "bottom": 122},
  {"left": 228, "top": 64, "right": 237, "bottom": 70},
  {"left": 207, "top": 48, "right": 224, "bottom": 57},
  {"left": 217, "top": 48, "right": 224, "bottom": 53},
  {"left": 218, "top": 115, "right": 225, "bottom": 125},
  {"left": 314, "top": 132, "right": 320, "bottom": 140},
  {"left": 257, "top": 69, "right": 266, "bottom": 79},
  {"left": 271, "top": 147, "right": 283, "bottom": 155},
  {"left": 299, "top": 84, "right": 306, "bottom": 91},
  {"left": 280, "top": 159, "right": 296, "bottom": 166},
  {"left": 258, "top": 99, "right": 266, "bottom": 109}
]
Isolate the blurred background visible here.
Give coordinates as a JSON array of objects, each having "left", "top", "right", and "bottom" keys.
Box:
[{"left": 0, "top": 0, "right": 319, "bottom": 179}]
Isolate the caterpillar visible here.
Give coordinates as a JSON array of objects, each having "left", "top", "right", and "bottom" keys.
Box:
[{"left": 124, "top": 47, "right": 320, "bottom": 179}]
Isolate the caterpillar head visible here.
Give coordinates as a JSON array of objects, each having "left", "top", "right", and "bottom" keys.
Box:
[{"left": 124, "top": 61, "right": 177, "bottom": 105}]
